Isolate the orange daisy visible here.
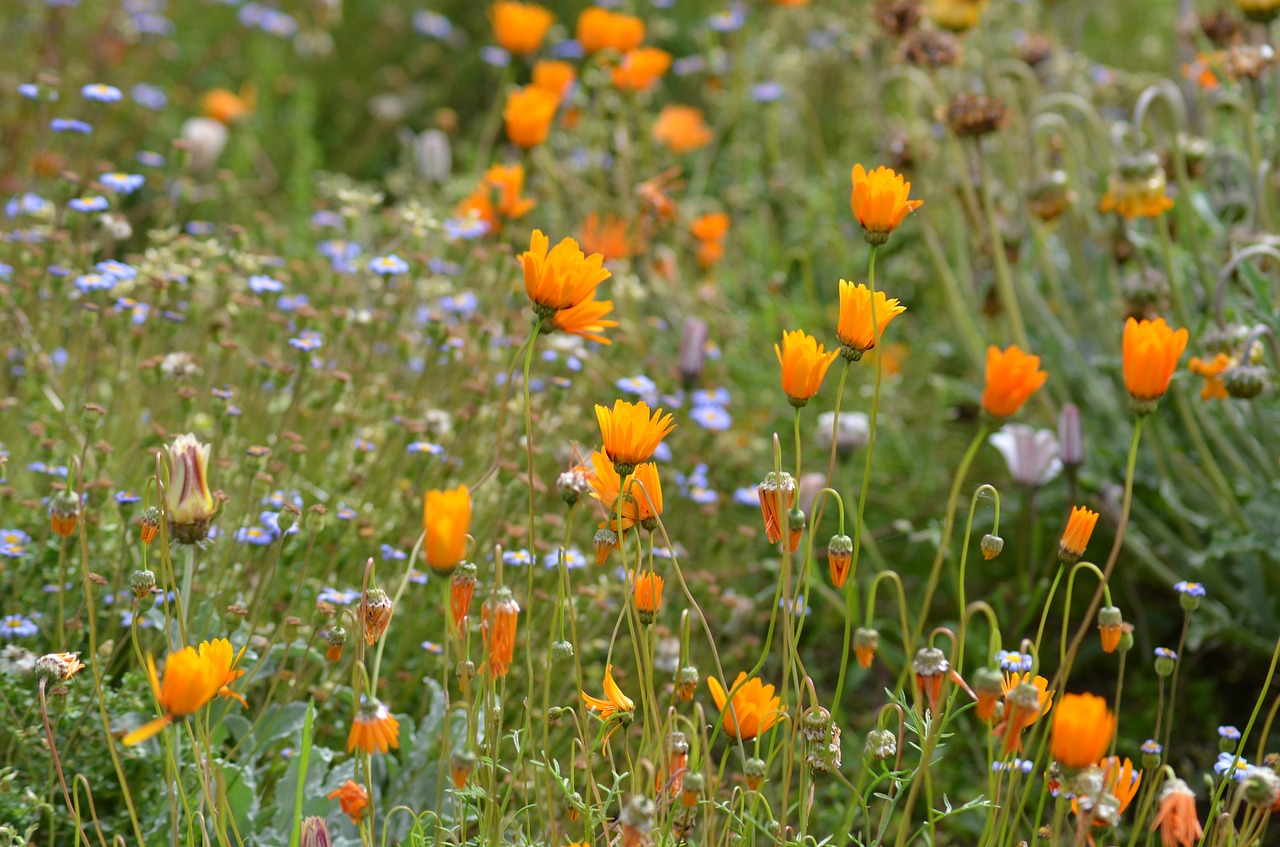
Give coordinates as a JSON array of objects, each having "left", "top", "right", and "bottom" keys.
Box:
[
  {"left": 489, "top": 1, "right": 555, "bottom": 56},
  {"left": 981, "top": 345, "right": 1048, "bottom": 418},
  {"left": 1123, "top": 317, "right": 1189, "bottom": 410},
  {"left": 595, "top": 399, "right": 676, "bottom": 474},
  {"left": 707, "top": 673, "right": 783, "bottom": 740},
  {"left": 522, "top": 229, "right": 612, "bottom": 316},
  {"left": 837, "top": 280, "right": 906, "bottom": 359},
  {"left": 348, "top": 697, "right": 400, "bottom": 755},
  {"left": 776, "top": 329, "right": 839, "bottom": 407},
  {"left": 850, "top": 163, "right": 924, "bottom": 243}
]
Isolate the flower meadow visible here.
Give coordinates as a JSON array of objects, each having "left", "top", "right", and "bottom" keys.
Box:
[{"left": 3, "top": 0, "right": 1280, "bottom": 845}]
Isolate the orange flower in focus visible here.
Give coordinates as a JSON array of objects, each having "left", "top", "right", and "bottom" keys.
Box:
[
  {"left": 1188, "top": 354, "right": 1232, "bottom": 400},
  {"left": 850, "top": 164, "right": 923, "bottom": 243},
  {"left": 994, "top": 672, "right": 1053, "bottom": 754},
  {"left": 576, "top": 7, "right": 645, "bottom": 54},
  {"left": 1050, "top": 693, "right": 1115, "bottom": 769},
  {"left": 612, "top": 47, "right": 672, "bottom": 92},
  {"left": 690, "top": 212, "right": 729, "bottom": 268},
  {"left": 1058, "top": 506, "right": 1099, "bottom": 564},
  {"left": 707, "top": 672, "right": 782, "bottom": 740},
  {"left": 122, "top": 640, "right": 234, "bottom": 746},
  {"left": 580, "top": 212, "right": 636, "bottom": 261},
  {"left": 348, "top": 697, "right": 400, "bottom": 754},
  {"left": 1151, "top": 779, "right": 1203, "bottom": 847},
  {"left": 504, "top": 86, "right": 559, "bottom": 148},
  {"left": 522, "top": 229, "right": 612, "bottom": 315},
  {"left": 1123, "top": 317, "right": 1189, "bottom": 407},
  {"left": 532, "top": 59, "right": 577, "bottom": 101},
  {"left": 981, "top": 345, "right": 1048, "bottom": 418},
  {"left": 423, "top": 485, "right": 471, "bottom": 574},
  {"left": 582, "top": 663, "right": 634, "bottom": 746},
  {"left": 588, "top": 452, "right": 663, "bottom": 529},
  {"left": 632, "top": 570, "right": 664, "bottom": 622},
  {"left": 327, "top": 779, "right": 369, "bottom": 825},
  {"left": 201, "top": 86, "right": 255, "bottom": 124},
  {"left": 482, "top": 587, "right": 520, "bottom": 676},
  {"left": 776, "top": 329, "right": 839, "bottom": 407},
  {"left": 837, "top": 280, "right": 906, "bottom": 358},
  {"left": 595, "top": 399, "right": 676, "bottom": 473},
  {"left": 653, "top": 106, "right": 713, "bottom": 154},
  {"left": 490, "top": 1, "right": 555, "bottom": 55},
  {"left": 552, "top": 295, "right": 618, "bottom": 344},
  {"left": 201, "top": 637, "right": 247, "bottom": 707}
]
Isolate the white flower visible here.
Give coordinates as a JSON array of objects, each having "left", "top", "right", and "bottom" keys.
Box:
[
  {"left": 815, "top": 411, "right": 870, "bottom": 454},
  {"left": 989, "top": 424, "right": 1062, "bottom": 487}
]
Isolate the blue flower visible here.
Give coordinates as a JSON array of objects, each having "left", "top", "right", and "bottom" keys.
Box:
[
  {"left": 751, "top": 81, "right": 786, "bottom": 103},
  {"left": 96, "top": 260, "right": 136, "bottom": 280},
  {"left": 137, "top": 151, "right": 166, "bottom": 168},
  {"left": 408, "top": 570, "right": 428, "bottom": 584},
  {"left": 444, "top": 216, "right": 491, "bottom": 240},
  {"left": 249, "top": 274, "right": 284, "bottom": 293},
  {"left": 1215, "top": 752, "right": 1249, "bottom": 779},
  {"left": 235, "top": 525, "right": 276, "bottom": 545},
  {"left": 310, "top": 210, "right": 343, "bottom": 228},
  {"left": 412, "top": 10, "right": 452, "bottom": 38},
  {"left": 50, "top": 118, "right": 92, "bottom": 134},
  {"left": 0, "top": 543, "right": 26, "bottom": 558},
  {"left": 319, "top": 587, "right": 361, "bottom": 605},
  {"left": 262, "top": 490, "right": 304, "bottom": 510},
  {"left": 1, "top": 615, "right": 38, "bottom": 638},
  {"left": 996, "top": 650, "right": 1033, "bottom": 673},
  {"left": 185, "top": 221, "right": 215, "bottom": 235},
  {"left": 260, "top": 512, "right": 299, "bottom": 537},
  {"left": 115, "top": 491, "right": 141, "bottom": 504},
  {"left": 708, "top": 7, "right": 745, "bottom": 32},
  {"left": 503, "top": 549, "right": 533, "bottom": 567},
  {"left": 75, "top": 273, "right": 117, "bottom": 293},
  {"left": 354, "top": 438, "right": 376, "bottom": 453},
  {"left": 131, "top": 83, "right": 167, "bottom": 110},
  {"left": 289, "top": 330, "right": 323, "bottom": 351},
  {"left": 421, "top": 640, "right": 444, "bottom": 654},
  {"left": 439, "top": 292, "right": 478, "bottom": 316},
  {"left": 1155, "top": 647, "right": 1178, "bottom": 660},
  {"left": 615, "top": 375, "right": 658, "bottom": 397},
  {"left": 0, "top": 529, "right": 31, "bottom": 546},
  {"left": 0, "top": 264, "right": 10, "bottom": 280},
  {"left": 1219, "top": 725, "right": 1241, "bottom": 740},
  {"left": 651, "top": 442, "right": 673, "bottom": 462},
  {"left": 100, "top": 172, "right": 145, "bottom": 194},
  {"left": 6, "top": 193, "right": 53, "bottom": 217},
  {"left": 258, "top": 9, "right": 298, "bottom": 36},
  {"left": 407, "top": 441, "right": 444, "bottom": 455},
  {"left": 336, "top": 505, "right": 357, "bottom": 520},
  {"left": 211, "top": 386, "right": 234, "bottom": 400},
  {"left": 1140, "top": 739, "right": 1162, "bottom": 755},
  {"left": 380, "top": 543, "right": 407, "bottom": 561},
  {"left": 542, "top": 548, "right": 586, "bottom": 570},
  {"left": 732, "top": 486, "right": 758, "bottom": 506},
  {"left": 552, "top": 39, "right": 584, "bottom": 59},
  {"left": 82, "top": 83, "right": 123, "bottom": 103},
  {"left": 19, "top": 83, "right": 39, "bottom": 99},
  {"left": 690, "top": 404, "right": 732, "bottom": 431},
  {"left": 480, "top": 46, "right": 511, "bottom": 67},
  {"left": 1174, "top": 580, "right": 1205, "bottom": 597},
  {"left": 68, "top": 196, "right": 109, "bottom": 213},
  {"left": 673, "top": 56, "right": 706, "bottom": 76},
  {"left": 369, "top": 254, "right": 409, "bottom": 275},
  {"left": 277, "top": 294, "right": 310, "bottom": 312},
  {"left": 687, "top": 485, "right": 719, "bottom": 504}
]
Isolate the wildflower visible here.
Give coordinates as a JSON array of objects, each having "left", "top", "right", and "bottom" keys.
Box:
[
  {"left": 981, "top": 345, "right": 1048, "bottom": 418},
  {"left": 1235, "top": 0, "right": 1280, "bottom": 21},
  {"left": 34, "top": 652, "right": 86, "bottom": 683},
  {"left": 1151, "top": 778, "right": 1203, "bottom": 847},
  {"left": 946, "top": 92, "right": 1007, "bottom": 137},
  {"left": 1059, "top": 506, "right": 1099, "bottom": 565},
  {"left": 451, "top": 562, "right": 477, "bottom": 634},
  {"left": 1, "top": 615, "right": 38, "bottom": 638},
  {"left": 69, "top": 196, "right": 109, "bottom": 213},
  {"left": 482, "top": 587, "right": 520, "bottom": 676},
  {"left": 1100, "top": 154, "right": 1175, "bottom": 220},
  {"left": 423, "top": 485, "right": 471, "bottom": 574},
  {"left": 299, "top": 816, "right": 330, "bottom": 847},
  {"left": 973, "top": 668, "right": 1003, "bottom": 721},
  {"left": 49, "top": 490, "right": 80, "bottom": 537},
  {"left": 1076, "top": 757, "right": 1142, "bottom": 825},
  {"left": 582, "top": 663, "right": 635, "bottom": 743},
  {"left": 1188, "top": 353, "right": 1231, "bottom": 401},
  {"left": 633, "top": 570, "right": 664, "bottom": 623},
  {"left": 1154, "top": 647, "right": 1178, "bottom": 676},
  {"left": 100, "top": 172, "right": 145, "bottom": 194},
  {"left": 707, "top": 672, "right": 782, "bottom": 740},
  {"left": 757, "top": 471, "right": 797, "bottom": 547},
  {"left": 596, "top": 399, "right": 676, "bottom": 475},
  {"left": 996, "top": 672, "right": 1054, "bottom": 754},
  {"left": 82, "top": 83, "right": 123, "bottom": 103},
  {"left": 996, "top": 651, "right": 1033, "bottom": 673},
  {"left": 930, "top": 0, "right": 986, "bottom": 29},
  {"left": 123, "top": 641, "right": 235, "bottom": 745},
  {"left": 165, "top": 433, "right": 215, "bottom": 543},
  {"left": 776, "top": 329, "right": 839, "bottom": 407},
  {"left": 653, "top": 105, "right": 713, "bottom": 154},
  {"left": 1098, "top": 606, "right": 1129, "bottom": 653},
  {"left": 913, "top": 647, "right": 950, "bottom": 713},
  {"left": 201, "top": 87, "right": 255, "bottom": 124},
  {"left": 854, "top": 627, "right": 879, "bottom": 668},
  {"left": 503, "top": 86, "right": 559, "bottom": 148},
  {"left": 828, "top": 534, "right": 854, "bottom": 587},
  {"left": 690, "top": 213, "right": 730, "bottom": 269},
  {"left": 532, "top": 59, "right": 576, "bottom": 100},
  {"left": 1123, "top": 317, "right": 1189, "bottom": 413},
  {"left": 326, "top": 626, "right": 347, "bottom": 662},
  {"left": 360, "top": 587, "right": 393, "bottom": 645},
  {"left": 579, "top": 212, "right": 635, "bottom": 261},
  {"left": 348, "top": 697, "right": 400, "bottom": 754},
  {"left": 368, "top": 254, "right": 409, "bottom": 275},
  {"left": 522, "top": 229, "right": 611, "bottom": 318},
  {"left": 577, "top": 7, "right": 645, "bottom": 53},
  {"left": 612, "top": 47, "right": 672, "bottom": 92},
  {"left": 484, "top": 163, "right": 536, "bottom": 221},
  {"left": 1059, "top": 403, "right": 1083, "bottom": 467},
  {"left": 850, "top": 164, "right": 924, "bottom": 244},
  {"left": 836, "top": 281, "right": 906, "bottom": 360},
  {"left": 327, "top": 779, "right": 369, "bottom": 825},
  {"left": 1050, "top": 693, "right": 1115, "bottom": 770},
  {"left": 989, "top": 424, "right": 1062, "bottom": 488},
  {"left": 665, "top": 730, "right": 690, "bottom": 795},
  {"left": 51, "top": 118, "right": 92, "bottom": 134},
  {"left": 490, "top": 1, "right": 555, "bottom": 55}
]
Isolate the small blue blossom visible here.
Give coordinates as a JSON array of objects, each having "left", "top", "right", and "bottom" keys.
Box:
[
  {"left": 751, "top": 81, "right": 786, "bottom": 103},
  {"left": 0, "top": 263, "right": 9, "bottom": 279},
  {"left": 439, "top": 292, "right": 478, "bottom": 316},
  {"left": 421, "top": 640, "right": 444, "bottom": 654},
  {"left": 444, "top": 216, "right": 491, "bottom": 240},
  {"left": 235, "top": 525, "right": 276, "bottom": 545},
  {"left": 100, "top": 172, "right": 145, "bottom": 194},
  {"left": 408, "top": 570, "right": 428, "bottom": 584},
  {"left": 336, "top": 505, "right": 357, "bottom": 520},
  {"left": 6, "top": 193, "right": 53, "bottom": 217},
  {"left": 651, "top": 442, "right": 673, "bottom": 462},
  {"left": 543, "top": 548, "right": 586, "bottom": 570},
  {"left": 0, "top": 544, "right": 26, "bottom": 558},
  {"left": 0, "top": 529, "right": 31, "bottom": 546},
  {"left": 211, "top": 387, "right": 234, "bottom": 400},
  {"left": 131, "top": 83, "right": 167, "bottom": 110},
  {"left": 1155, "top": 647, "right": 1178, "bottom": 660},
  {"left": 96, "top": 260, "right": 136, "bottom": 280},
  {"left": 354, "top": 438, "right": 376, "bottom": 453},
  {"left": 260, "top": 512, "right": 299, "bottom": 537},
  {"left": 318, "top": 587, "right": 361, "bottom": 605},
  {"left": 82, "top": 83, "right": 123, "bottom": 103},
  {"left": 262, "top": 490, "right": 304, "bottom": 511},
  {"left": 310, "top": 210, "right": 343, "bottom": 228},
  {"left": 137, "top": 151, "right": 166, "bottom": 167},
  {"left": 407, "top": 441, "right": 444, "bottom": 455},
  {"left": 19, "top": 83, "right": 39, "bottom": 99},
  {"left": 553, "top": 39, "right": 584, "bottom": 59},
  {"left": 779, "top": 596, "right": 810, "bottom": 616},
  {"left": 1140, "top": 739, "right": 1163, "bottom": 755},
  {"left": 1174, "top": 580, "right": 1205, "bottom": 597},
  {"left": 115, "top": 491, "right": 141, "bottom": 505},
  {"left": 672, "top": 56, "right": 706, "bottom": 76},
  {"left": 687, "top": 485, "right": 719, "bottom": 504},
  {"left": 369, "top": 254, "right": 409, "bottom": 275},
  {"left": 75, "top": 273, "right": 117, "bottom": 293},
  {"left": 1219, "top": 725, "right": 1241, "bottom": 740},
  {"left": 690, "top": 404, "right": 732, "bottom": 431},
  {"left": 277, "top": 294, "right": 309, "bottom": 312},
  {"left": 480, "top": 46, "right": 511, "bottom": 67},
  {"left": 616, "top": 375, "right": 657, "bottom": 396},
  {"left": 992, "top": 758, "right": 1035, "bottom": 774},
  {"left": 733, "top": 486, "right": 759, "bottom": 506},
  {"left": 1, "top": 615, "right": 38, "bottom": 638},
  {"left": 708, "top": 7, "right": 745, "bottom": 32},
  {"left": 68, "top": 196, "right": 109, "bottom": 213},
  {"left": 413, "top": 10, "right": 452, "bottom": 38},
  {"left": 503, "top": 549, "right": 533, "bottom": 567},
  {"left": 51, "top": 119, "right": 92, "bottom": 134},
  {"left": 185, "top": 221, "right": 215, "bottom": 236},
  {"left": 1215, "top": 752, "right": 1249, "bottom": 779},
  {"left": 996, "top": 650, "right": 1034, "bottom": 673},
  {"left": 249, "top": 274, "right": 284, "bottom": 293},
  {"left": 289, "top": 330, "right": 324, "bottom": 351},
  {"left": 380, "top": 543, "right": 407, "bottom": 561}
]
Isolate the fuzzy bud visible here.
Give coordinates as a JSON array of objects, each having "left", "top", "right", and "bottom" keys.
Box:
[
  {"left": 744, "top": 757, "right": 767, "bottom": 791},
  {"left": 827, "top": 534, "right": 854, "bottom": 588},
  {"left": 1058, "top": 403, "right": 1083, "bottom": 467},
  {"left": 865, "top": 728, "right": 897, "bottom": 760},
  {"left": 1223, "top": 365, "right": 1268, "bottom": 399},
  {"left": 802, "top": 707, "right": 832, "bottom": 743},
  {"left": 552, "top": 640, "right": 575, "bottom": 661},
  {"left": 676, "top": 665, "right": 699, "bottom": 701},
  {"left": 139, "top": 506, "right": 161, "bottom": 544},
  {"left": 980, "top": 534, "right": 1004, "bottom": 560},
  {"left": 131, "top": 568, "right": 156, "bottom": 599}
]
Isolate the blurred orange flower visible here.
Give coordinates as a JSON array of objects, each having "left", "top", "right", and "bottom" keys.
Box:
[
  {"left": 532, "top": 59, "right": 577, "bottom": 101},
  {"left": 327, "top": 780, "right": 369, "bottom": 825},
  {"left": 490, "top": 1, "right": 555, "bottom": 55},
  {"left": 504, "top": 86, "right": 559, "bottom": 148},
  {"left": 612, "top": 47, "right": 672, "bottom": 92},
  {"left": 1188, "top": 353, "right": 1232, "bottom": 400},
  {"left": 552, "top": 295, "right": 617, "bottom": 345},
  {"left": 1050, "top": 692, "right": 1114, "bottom": 769},
  {"left": 1122, "top": 317, "right": 1188, "bottom": 405},
  {"left": 776, "top": 329, "right": 839, "bottom": 406},
  {"left": 981, "top": 345, "right": 1048, "bottom": 418},
  {"left": 580, "top": 212, "right": 636, "bottom": 261},
  {"left": 423, "top": 485, "right": 471, "bottom": 574},
  {"left": 482, "top": 587, "right": 520, "bottom": 676},
  {"left": 201, "top": 86, "right": 255, "bottom": 124},
  {"left": 653, "top": 106, "right": 713, "bottom": 154},
  {"left": 577, "top": 7, "right": 645, "bottom": 53},
  {"left": 690, "top": 212, "right": 729, "bottom": 268},
  {"left": 458, "top": 163, "right": 536, "bottom": 233}
]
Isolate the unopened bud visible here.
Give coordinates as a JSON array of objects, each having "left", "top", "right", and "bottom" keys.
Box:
[
  {"left": 131, "top": 568, "right": 156, "bottom": 599},
  {"left": 744, "top": 756, "right": 767, "bottom": 791},
  {"left": 865, "top": 728, "right": 897, "bottom": 760},
  {"left": 139, "top": 506, "right": 161, "bottom": 544},
  {"left": 1223, "top": 365, "right": 1268, "bottom": 399},
  {"left": 678, "top": 317, "right": 709, "bottom": 389},
  {"left": 1058, "top": 403, "right": 1083, "bottom": 467},
  {"left": 1154, "top": 647, "right": 1177, "bottom": 676},
  {"left": 552, "top": 640, "right": 575, "bottom": 661},
  {"left": 676, "top": 665, "right": 698, "bottom": 701},
  {"left": 305, "top": 504, "right": 328, "bottom": 534},
  {"left": 981, "top": 534, "right": 1004, "bottom": 560},
  {"left": 802, "top": 706, "right": 832, "bottom": 743}
]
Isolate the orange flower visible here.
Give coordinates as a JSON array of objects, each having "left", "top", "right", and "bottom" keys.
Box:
[
  {"left": 201, "top": 86, "right": 255, "bottom": 124},
  {"left": 576, "top": 7, "right": 645, "bottom": 54},
  {"left": 771, "top": 0, "right": 810, "bottom": 4},
  {"left": 456, "top": 187, "right": 498, "bottom": 234},
  {"left": 595, "top": 399, "right": 676, "bottom": 474},
  {"left": 580, "top": 212, "right": 635, "bottom": 261},
  {"left": 482, "top": 587, "right": 520, "bottom": 676},
  {"left": 612, "top": 47, "right": 672, "bottom": 92},
  {"left": 1059, "top": 506, "right": 1099, "bottom": 564},
  {"left": 1099, "top": 166, "right": 1175, "bottom": 219},
  {"left": 1050, "top": 692, "right": 1115, "bottom": 769},
  {"left": 776, "top": 329, "right": 839, "bottom": 407},
  {"left": 552, "top": 294, "right": 618, "bottom": 344},
  {"left": 1122, "top": 317, "right": 1189, "bottom": 407},
  {"left": 708, "top": 672, "right": 782, "bottom": 740},
  {"left": 423, "top": 485, "right": 471, "bottom": 574},
  {"left": 757, "top": 471, "right": 796, "bottom": 547},
  {"left": 653, "top": 106, "right": 713, "bottom": 154},
  {"left": 637, "top": 168, "right": 682, "bottom": 227},
  {"left": 49, "top": 492, "right": 78, "bottom": 537},
  {"left": 522, "top": 229, "right": 612, "bottom": 316},
  {"left": 837, "top": 280, "right": 906, "bottom": 359},
  {"left": 327, "top": 779, "right": 369, "bottom": 825},
  {"left": 201, "top": 637, "right": 247, "bottom": 707},
  {"left": 503, "top": 86, "right": 559, "bottom": 148},
  {"left": 1151, "top": 779, "right": 1203, "bottom": 847},
  {"left": 633, "top": 570, "right": 664, "bottom": 622},
  {"left": 484, "top": 163, "right": 536, "bottom": 220},
  {"left": 1098, "top": 606, "right": 1132, "bottom": 654},
  {"left": 1188, "top": 354, "right": 1232, "bottom": 400},
  {"left": 995, "top": 672, "right": 1053, "bottom": 754},
  {"left": 451, "top": 564, "right": 477, "bottom": 635},
  {"left": 690, "top": 212, "right": 730, "bottom": 268},
  {"left": 981, "top": 345, "right": 1048, "bottom": 418},
  {"left": 582, "top": 663, "right": 635, "bottom": 745},
  {"left": 36, "top": 652, "right": 86, "bottom": 682},
  {"left": 930, "top": 0, "right": 987, "bottom": 31},
  {"left": 348, "top": 697, "right": 400, "bottom": 755},
  {"left": 532, "top": 59, "right": 577, "bottom": 100},
  {"left": 850, "top": 164, "right": 923, "bottom": 243},
  {"left": 123, "top": 641, "right": 232, "bottom": 745},
  {"left": 1182, "top": 54, "right": 1221, "bottom": 90},
  {"left": 490, "top": 1, "right": 555, "bottom": 55},
  {"left": 589, "top": 452, "right": 664, "bottom": 529},
  {"left": 1073, "top": 757, "right": 1142, "bottom": 825}
]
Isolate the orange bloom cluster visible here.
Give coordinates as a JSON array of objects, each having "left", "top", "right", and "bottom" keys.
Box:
[
  {"left": 588, "top": 450, "right": 663, "bottom": 531},
  {"left": 423, "top": 485, "right": 471, "bottom": 574},
  {"left": 1188, "top": 353, "right": 1232, "bottom": 400},
  {"left": 457, "top": 163, "right": 536, "bottom": 234},
  {"left": 981, "top": 345, "right": 1048, "bottom": 418},
  {"left": 327, "top": 780, "right": 369, "bottom": 825},
  {"left": 653, "top": 106, "right": 713, "bottom": 154},
  {"left": 489, "top": 1, "right": 555, "bottom": 55},
  {"left": 690, "top": 212, "right": 729, "bottom": 268},
  {"left": 707, "top": 673, "right": 782, "bottom": 740},
  {"left": 994, "top": 672, "right": 1053, "bottom": 754},
  {"left": 576, "top": 7, "right": 645, "bottom": 54}
]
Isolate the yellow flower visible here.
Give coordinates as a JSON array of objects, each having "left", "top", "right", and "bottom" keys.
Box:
[
  {"left": 837, "top": 280, "right": 906, "bottom": 359},
  {"left": 775, "top": 329, "right": 839, "bottom": 407},
  {"left": 582, "top": 664, "right": 635, "bottom": 745},
  {"left": 707, "top": 672, "right": 782, "bottom": 740},
  {"left": 1122, "top": 317, "right": 1189, "bottom": 408},
  {"left": 489, "top": 1, "right": 555, "bottom": 55},
  {"left": 595, "top": 399, "right": 676, "bottom": 474},
  {"left": 930, "top": 0, "right": 988, "bottom": 31},
  {"left": 123, "top": 641, "right": 231, "bottom": 745},
  {"left": 522, "top": 229, "right": 612, "bottom": 316},
  {"left": 981, "top": 345, "right": 1048, "bottom": 418},
  {"left": 423, "top": 485, "right": 471, "bottom": 573},
  {"left": 850, "top": 163, "right": 923, "bottom": 243}
]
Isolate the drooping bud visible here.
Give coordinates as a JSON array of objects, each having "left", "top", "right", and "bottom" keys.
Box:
[
  {"left": 131, "top": 568, "right": 157, "bottom": 599},
  {"left": 1242, "top": 766, "right": 1280, "bottom": 809},
  {"left": 450, "top": 562, "right": 477, "bottom": 634},
  {"left": 827, "top": 534, "right": 854, "bottom": 587},
  {"left": 34, "top": 652, "right": 86, "bottom": 684},
  {"left": 981, "top": 534, "right": 1004, "bottom": 560},
  {"left": 594, "top": 528, "right": 618, "bottom": 566},
  {"left": 680, "top": 771, "right": 704, "bottom": 808},
  {"left": 1223, "top": 364, "right": 1268, "bottom": 399},
  {"left": 973, "top": 667, "right": 1003, "bottom": 721},
  {"left": 865, "top": 728, "right": 897, "bottom": 760},
  {"left": 744, "top": 757, "right": 767, "bottom": 791},
  {"left": 552, "top": 640, "right": 575, "bottom": 661},
  {"left": 326, "top": 626, "right": 347, "bottom": 662},
  {"left": 802, "top": 706, "right": 832, "bottom": 743},
  {"left": 50, "top": 490, "right": 80, "bottom": 537},
  {"left": 913, "top": 647, "right": 949, "bottom": 713},
  {"left": 450, "top": 751, "right": 477, "bottom": 789},
  {"left": 676, "top": 665, "right": 699, "bottom": 701},
  {"left": 361, "top": 587, "right": 393, "bottom": 645},
  {"left": 619, "top": 795, "right": 656, "bottom": 847},
  {"left": 1098, "top": 606, "right": 1126, "bottom": 654},
  {"left": 853, "top": 627, "right": 879, "bottom": 669},
  {"left": 139, "top": 506, "right": 161, "bottom": 544}
]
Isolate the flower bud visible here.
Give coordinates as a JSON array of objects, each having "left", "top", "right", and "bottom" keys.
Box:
[
  {"left": 1098, "top": 606, "right": 1125, "bottom": 654},
  {"left": 1223, "top": 364, "right": 1268, "bottom": 399},
  {"left": 980, "top": 534, "right": 1004, "bottom": 560},
  {"left": 744, "top": 757, "right": 767, "bottom": 791},
  {"left": 1242, "top": 766, "right": 1280, "bottom": 809},
  {"left": 35, "top": 652, "right": 85, "bottom": 684},
  {"left": 1058, "top": 403, "right": 1083, "bottom": 467},
  {"left": 276, "top": 505, "right": 300, "bottom": 534},
  {"left": 679, "top": 317, "right": 709, "bottom": 389},
  {"left": 1175, "top": 580, "right": 1204, "bottom": 612},
  {"left": 139, "top": 506, "right": 161, "bottom": 544},
  {"left": 802, "top": 707, "right": 832, "bottom": 743},
  {"left": 456, "top": 659, "right": 476, "bottom": 682},
  {"left": 131, "top": 568, "right": 156, "bottom": 599},
  {"left": 1141, "top": 739, "right": 1163, "bottom": 769},
  {"left": 450, "top": 750, "right": 477, "bottom": 789},
  {"left": 594, "top": 528, "right": 618, "bottom": 566},
  {"left": 552, "top": 640, "right": 575, "bottom": 661},
  {"left": 973, "top": 667, "right": 1003, "bottom": 721},
  {"left": 165, "top": 433, "right": 216, "bottom": 543},
  {"left": 565, "top": 791, "right": 583, "bottom": 820},
  {"left": 1154, "top": 647, "right": 1177, "bottom": 676},
  {"left": 361, "top": 587, "right": 393, "bottom": 645},
  {"left": 299, "top": 816, "right": 331, "bottom": 847},
  {"left": 680, "top": 771, "right": 704, "bottom": 807},
  {"left": 865, "top": 728, "right": 897, "bottom": 760},
  {"left": 827, "top": 534, "right": 854, "bottom": 588},
  {"left": 853, "top": 627, "right": 879, "bottom": 669},
  {"left": 676, "top": 665, "right": 699, "bottom": 701},
  {"left": 50, "top": 490, "right": 80, "bottom": 537},
  {"left": 305, "top": 504, "right": 328, "bottom": 534},
  {"left": 326, "top": 626, "right": 347, "bottom": 662}
]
